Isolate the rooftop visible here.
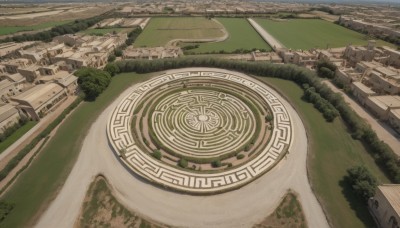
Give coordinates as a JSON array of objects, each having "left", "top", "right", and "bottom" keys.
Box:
[{"left": 378, "top": 185, "right": 400, "bottom": 217}]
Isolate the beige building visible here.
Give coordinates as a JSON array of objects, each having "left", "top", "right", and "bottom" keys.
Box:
[
  {"left": 123, "top": 47, "right": 183, "bottom": 60},
  {"left": 0, "top": 104, "right": 21, "bottom": 133},
  {"left": 369, "top": 185, "right": 400, "bottom": 228},
  {"left": 351, "top": 82, "right": 377, "bottom": 106},
  {"left": 364, "top": 96, "right": 400, "bottom": 133},
  {"left": 10, "top": 83, "right": 67, "bottom": 120}
]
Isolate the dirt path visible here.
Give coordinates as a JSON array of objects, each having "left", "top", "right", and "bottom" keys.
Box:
[
  {"left": 36, "top": 68, "right": 328, "bottom": 228},
  {"left": 247, "top": 18, "right": 285, "bottom": 51},
  {"left": 323, "top": 80, "right": 400, "bottom": 155},
  {"left": 166, "top": 19, "right": 229, "bottom": 47}
]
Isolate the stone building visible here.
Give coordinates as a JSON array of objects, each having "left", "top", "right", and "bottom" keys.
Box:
[{"left": 369, "top": 185, "right": 400, "bottom": 228}]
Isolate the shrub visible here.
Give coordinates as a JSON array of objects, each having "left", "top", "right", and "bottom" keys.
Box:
[
  {"left": 211, "top": 160, "right": 222, "bottom": 168},
  {"left": 152, "top": 149, "right": 162, "bottom": 160},
  {"left": 346, "top": 166, "right": 378, "bottom": 202},
  {"left": 104, "top": 63, "right": 120, "bottom": 76},
  {"left": 236, "top": 154, "right": 245, "bottom": 159},
  {"left": 108, "top": 54, "right": 116, "bottom": 63},
  {"left": 178, "top": 158, "right": 188, "bottom": 168}
]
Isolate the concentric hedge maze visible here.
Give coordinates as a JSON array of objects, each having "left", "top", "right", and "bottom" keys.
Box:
[{"left": 107, "top": 69, "right": 293, "bottom": 194}]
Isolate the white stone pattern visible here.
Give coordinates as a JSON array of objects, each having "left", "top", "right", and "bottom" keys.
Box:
[
  {"left": 107, "top": 70, "right": 293, "bottom": 194},
  {"left": 151, "top": 89, "right": 256, "bottom": 158}
]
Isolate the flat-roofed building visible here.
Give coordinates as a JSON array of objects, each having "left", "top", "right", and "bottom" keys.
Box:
[
  {"left": 10, "top": 83, "right": 67, "bottom": 120},
  {"left": 365, "top": 95, "right": 400, "bottom": 120},
  {"left": 0, "top": 103, "right": 21, "bottom": 133},
  {"left": 365, "top": 67, "right": 400, "bottom": 95},
  {"left": 351, "top": 82, "right": 377, "bottom": 105},
  {"left": 369, "top": 185, "right": 400, "bottom": 228}
]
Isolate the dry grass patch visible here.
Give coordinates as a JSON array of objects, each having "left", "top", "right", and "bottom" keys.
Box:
[
  {"left": 254, "top": 190, "right": 307, "bottom": 228},
  {"left": 76, "top": 176, "right": 166, "bottom": 228}
]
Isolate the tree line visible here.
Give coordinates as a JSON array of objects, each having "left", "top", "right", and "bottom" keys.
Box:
[{"left": 0, "top": 14, "right": 109, "bottom": 44}]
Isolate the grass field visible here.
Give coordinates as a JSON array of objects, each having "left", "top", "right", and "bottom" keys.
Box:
[
  {"left": 184, "top": 18, "right": 271, "bottom": 54},
  {"left": 79, "top": 28, "right": 127, "bottom": 36},
  {"left": 259, "top": 77, "right": 390, "bottom": 228},
  {"left": 134, "top": 17, "right": 225, "bottom": 47},
  {"left": 0, "top": 72, "right": 153, "bottom": 227},
  {"left": 0, "top": 21, "right": 72, "bottom": 36},
  {"left": 0, "top": 121, "right": 36, "bottom": 154},
  {"left": 254, "top": 19, "right": 393, "bottom": 50}
]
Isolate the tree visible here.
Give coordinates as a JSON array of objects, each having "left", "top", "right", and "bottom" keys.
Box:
[
  {"left": 104, "top": 63, "right": 120, "bottom": 76},
  {"left": 74, "top": 67, "right": 111, "bottom": 101},
  {"left": 346, "top": 166, "right": 378, "bottom": 202},
  {"left": 108, "top": 54, "right": 116, "bottom": 63}
]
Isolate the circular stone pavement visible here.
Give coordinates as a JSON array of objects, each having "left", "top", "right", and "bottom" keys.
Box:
[{"left": 107, "top": 69, "right": 294, "bottom": 194}]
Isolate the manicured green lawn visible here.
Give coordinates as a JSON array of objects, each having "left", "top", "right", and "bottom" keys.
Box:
[
  {"left": 134, "top": 17, "right": 225, "bottom": 47},
  {"left": 0, "top": 72, "right": 153, "bottom": 227},
  {"left": 185, "top": 18, "right": 271, "bottom": 54},
  {"left": 79, "top": 28, "right": 127, "bottom": 36},
  {"left": 0, "top": 121, "right": 36, "bottom": 154},
  {"left": 254, "top": 19, "right": 393, "bottom": 50},
  {"left": 258, "top": 77, "right": 390, "bottom": 228},
  {"left": 0, "top": 21, "right": 72, "bottom": 36}
]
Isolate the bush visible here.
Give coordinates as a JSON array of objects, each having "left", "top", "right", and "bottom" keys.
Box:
[
  {"left": 152, "top": 149, "right": 162, "bottom": 160},
  {"left": 108, "top": 54, "right": 116, "bottom": 63},
  {"left": 236, "top": 154, "right": 245, "bottom": 160},
  {"left": 346, "top": 166, "right": 378, "bottom": 202},
  {"left": 104, "top": 63, "right": 120, "bottom": 76},
  {"left": 178, "top": 158, "right": 188, "bottom": 168},
  {"left": 211, "top": 160, "right": 222, "bottom": 168}
]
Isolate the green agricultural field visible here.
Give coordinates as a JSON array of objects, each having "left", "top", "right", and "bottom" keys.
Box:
[
  {"left": 0, "top": 72, "right": 154, "bottom": 227},
  {"left": 0, "top": 21, "right": 72, "bottom": 36},
  {"left": 79, "top": 28, "right": 127, "bottom": 36},
  {"left": 134, "top": 17, "right": 225, "bottom": 47},
  {"left": 0, "top": 121, "right": 36, "bottom": 154},
  {"left": 254, "top": 19, "right": 393, "bottom": 50},
  {"left": 184, "top": 18, "right": 271, "bottom": 54},
  {"left": 259, "top": 77, "right": 390, "bottom": 228}
]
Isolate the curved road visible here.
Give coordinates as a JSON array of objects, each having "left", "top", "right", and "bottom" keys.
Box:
[{"left": 36, "top": 68, "right": 329, "bottom": 228}]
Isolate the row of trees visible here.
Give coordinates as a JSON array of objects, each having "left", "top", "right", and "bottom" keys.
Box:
[
  {"left": 0, "top": 15, "right": 108, "bottom": 44},
  {"left": 316, "top": 59, "right": 336, "bottom": 79},
  {"left": 303, "top": 85, "right": 339, "bottom": 122},
  {"left": 106, "top": 57, "right": 400, "bottom": 183},
  {"left": 74, "top": 67, "right": 112, "bottom": 101},
  {"left": 108, "top": 27, "right": 143, "bottom": 63}
]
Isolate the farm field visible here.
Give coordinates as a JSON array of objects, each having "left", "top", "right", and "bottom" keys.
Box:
[
  {"left": 79, "top": 28, "right": 128, "bottom": 36},
  {"left": 0, "top": 72, "right": 154, "bottom": 227},
  {"left": 254, "top": 19, "right": 393, "bottom": 50},
  {"left": 134, "top": 17, "right": 225, "bottom": 47},
  {"left": 184, "top": 18, "right": 271, "bottom": 54},
  {"left": 259, "top": 77, "right": 390, "bottom": 228},
  {"left": 0, "top": 21, "right": 72, "bottom": 36}
]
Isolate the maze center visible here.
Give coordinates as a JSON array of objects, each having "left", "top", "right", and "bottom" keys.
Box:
[
  {"left": 150, "top": 88, "right": 257, "bottom": 158},
  {"left": 107, "top": 69, "right": 293, "bottom": 194}
]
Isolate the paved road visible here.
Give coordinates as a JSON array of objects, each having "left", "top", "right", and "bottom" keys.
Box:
[
  {"left": 247, "top": 18, "right": 285, "bottom": 51},
  {"left": 36, "top": 68, "right": 329, "bottom": 228},
  {"left": 323, "top": 81, "right": 400, "bottom": 156}
]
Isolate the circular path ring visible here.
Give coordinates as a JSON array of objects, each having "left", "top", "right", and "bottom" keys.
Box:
[{"left": 107, "top": 69, "right": 294, "bottom": 194}]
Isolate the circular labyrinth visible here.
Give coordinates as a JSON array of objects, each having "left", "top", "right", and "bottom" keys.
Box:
[
  {"left": 151, "top": 88, "right": 257, "bottom": 159},
  {"left": 107, "top": 69, "right": 293, "bottom": 194}
]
